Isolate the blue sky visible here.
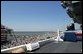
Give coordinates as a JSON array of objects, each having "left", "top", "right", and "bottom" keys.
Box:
[{"left": 1, "top": 1, "right": 80, "bottom": 31}]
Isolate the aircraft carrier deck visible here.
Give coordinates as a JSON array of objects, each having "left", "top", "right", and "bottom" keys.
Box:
[{"left": 27, "top": 40, "right": 82, "bottom": 53}]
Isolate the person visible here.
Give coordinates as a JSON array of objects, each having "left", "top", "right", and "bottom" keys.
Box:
[
  {"left": 71, "top": 23, "right": 75, "bottom": 30},
  {"left": 66, "top": 23, "right": 75, "bottom": 31},
  {"left": 66, "top": 25, "right": 70, "bottom": 31},
  {"left": 80, "top": 24, "right": 82, "bottom": 30}
]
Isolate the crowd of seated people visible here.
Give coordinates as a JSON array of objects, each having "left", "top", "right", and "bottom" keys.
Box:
[{"left": 1, "top": 32, "right": 57, "bottom": 49}]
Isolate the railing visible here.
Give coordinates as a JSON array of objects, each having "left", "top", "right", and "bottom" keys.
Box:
[
  {"left": 1, "top": 29, "right": 62, "bottom": 53},
  {"left": 1, "top": 38, "right": 55, "bottom": 53}
]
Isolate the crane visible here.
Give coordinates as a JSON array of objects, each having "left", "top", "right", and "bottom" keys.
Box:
[{"left": 61, "top": 1, "right": 82, "bottom": 30}]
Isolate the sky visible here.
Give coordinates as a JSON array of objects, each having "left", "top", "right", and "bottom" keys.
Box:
[{"left": 1, "top": 1, "right": 80, "bottom": 31}]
